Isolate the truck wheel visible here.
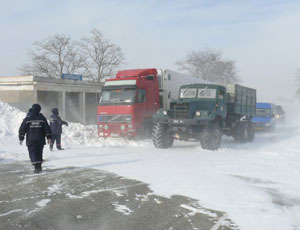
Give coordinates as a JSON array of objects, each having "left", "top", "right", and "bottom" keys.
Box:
[
  {"left": 152, "top": 123, "right": 173, "bottom": 148},
  {"left": 234, "top": 123, "right": 248, "bottom": 143},
  {"left": 247, "top": 123, "right": 255, "bottom": 142},
  {"left": 200, "top": 124, "right": 222, "bottom": 150}
]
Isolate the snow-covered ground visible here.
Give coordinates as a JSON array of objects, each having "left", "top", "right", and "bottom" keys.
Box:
[{"left": 1, "top": 101, "right": 300, "bottom": 230}]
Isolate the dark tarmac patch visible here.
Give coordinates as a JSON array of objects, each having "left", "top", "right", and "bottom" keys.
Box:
[{"left": 0, "top": 161, "right": 237, "bottom": 230}]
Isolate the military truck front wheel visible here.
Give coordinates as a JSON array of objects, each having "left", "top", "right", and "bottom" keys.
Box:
[
  {"left": 152, "top": 123, "right": 173, "bottom": 149},
  {"left": 200, "top": 124, "right": 222, "bottom": 150}
]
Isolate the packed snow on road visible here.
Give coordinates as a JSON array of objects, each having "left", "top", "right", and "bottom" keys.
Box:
[{"left": 1, "top": 101, "right": 300, "bottom": 230}]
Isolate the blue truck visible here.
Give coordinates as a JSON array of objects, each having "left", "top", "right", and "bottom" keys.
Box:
[{"left": 252, "top": 102, "right": 276, "bottom": 130}]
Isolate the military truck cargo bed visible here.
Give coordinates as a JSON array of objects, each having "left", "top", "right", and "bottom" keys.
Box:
[{"left": 226, "top": 84, "right": 256, "bottom": 117}]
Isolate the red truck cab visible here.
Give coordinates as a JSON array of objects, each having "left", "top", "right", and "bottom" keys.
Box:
[{"left": 98, "top": 69, "right": 160, "bottom": 138}]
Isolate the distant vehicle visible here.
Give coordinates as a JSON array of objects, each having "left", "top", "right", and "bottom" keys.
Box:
[
  {"left": 97, "top": 68, "right": 202, "bottom": 138},
  {"left": 275, "top": 105, "right": 285, "bottom": 122},
  {"left": 252, "top": 102, "right": 276, "bottom": 130},
  {"left": 152, "top": 83, "right": 256, "bottom": 150}
]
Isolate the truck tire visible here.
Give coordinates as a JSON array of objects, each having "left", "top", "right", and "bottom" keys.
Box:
[
  {"left": 152, "top": 123, "right": 173, "bottom": 148},
  {"left": 247, "top": 123, "right": 255, "bottom": 142},
  {"left": 200, "top": 124, "right": 222, "bottom": 150},
  {"left": 234, "top": 123, "right": 250, "bottom": 143}
]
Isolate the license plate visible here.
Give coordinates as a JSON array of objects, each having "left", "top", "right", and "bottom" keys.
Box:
[
  {"left": 173, "top": 120, "right": 183, "bottom": 124},
  {"left": 111, "top": 133, "right": 119, "bottom": 137}
]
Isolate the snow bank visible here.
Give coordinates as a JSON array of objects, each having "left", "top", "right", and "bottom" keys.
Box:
[
  {"left": 0, "top": 101, "right": 26, "bottom": 138},
  {"left": 0, "top": 101, "right": 98, "bottom": 146}
]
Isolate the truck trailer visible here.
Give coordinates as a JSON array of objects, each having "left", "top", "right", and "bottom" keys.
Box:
[
  {"left": 152, "top": 83, "right": 256, "bottom": 150},
  {"left": 97, "top": 68, "right": 202, "bottom": 138}
]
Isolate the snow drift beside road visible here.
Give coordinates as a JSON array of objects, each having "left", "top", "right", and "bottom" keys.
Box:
[
  {"left": 0, "top": 101, "right": 25, "bottom": 138},
  {"left": 0, "top": 101, "right": 99, "bottom": 146},
  {"left": 1, "top": 101, "right": 300, "bottom": 230}
]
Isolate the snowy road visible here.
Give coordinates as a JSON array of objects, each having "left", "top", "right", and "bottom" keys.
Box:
[
  {"left": 1, "top": 101, "right": 300, "bottom": 229},
  {"left": 1, "top": 161, "right": 232, "bottom": 230}
]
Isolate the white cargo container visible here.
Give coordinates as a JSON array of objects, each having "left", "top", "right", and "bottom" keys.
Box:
[{"left": 157, "top": 69, "right": 204, "bottom": 110}]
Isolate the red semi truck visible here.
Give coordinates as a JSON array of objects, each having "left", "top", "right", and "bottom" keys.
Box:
[{"left": 97, "top": 68, "right": 200, "bottom": 138}]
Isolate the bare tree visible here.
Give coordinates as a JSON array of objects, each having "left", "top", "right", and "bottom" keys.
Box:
[
  {"left": 19, "top": 34, "right": 85, "bottom": 78},
  {"left": 80, "top": 29, "right": 124, "bottom": 82},
  {"left": 176, "top": 48, "right": 240, "bottom": 84}
]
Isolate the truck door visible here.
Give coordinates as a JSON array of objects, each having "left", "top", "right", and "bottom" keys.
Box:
[
  {"left": 133, "top": 88, "right": 146, "bottom": 129},
  {"left": 217, "top": 89, "right": 227, "bottom": 119},
  {"left": 143, "top": 75, "right": 160, "bottom": 117}
]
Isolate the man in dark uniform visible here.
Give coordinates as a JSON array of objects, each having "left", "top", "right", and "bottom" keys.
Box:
[
  {"left": 49, "top": 108, "right": 68, "bottom": 151},
  {"left": 19, "top": 104, "right": 51, "bottom": 173}
]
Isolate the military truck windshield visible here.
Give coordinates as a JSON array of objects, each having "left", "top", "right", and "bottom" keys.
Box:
[
  {"left": 99, "top": 88, "right": 136, "bottom": 105},
  {"left": 198, "top": 88, "right": 216, "bottom": 99},
  {"left": 180, "top": 88, "right": 197, "bottom": 98},
  {"left": 256, "top": 108, "right": 271, "bottom": 117}
]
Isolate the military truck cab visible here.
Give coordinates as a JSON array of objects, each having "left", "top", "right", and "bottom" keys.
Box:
[{"left": 152, "top": 83, "right": 256, "bottom": 150}]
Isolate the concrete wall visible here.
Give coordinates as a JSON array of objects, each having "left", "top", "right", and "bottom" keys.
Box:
[
  {"left": 0, "top": 90, "right": 36, "bottom": 112},
  {"left": 0, "top": 76, "right": 102, "bottom": 125},
  {"left": 65, "top": 92, "right": 80, "bottom": 123},
  {"left": 37, "top": 91, "right": 60, "bottom": 119},
  {"left": 86, "top": 93, "right": 99, "bottom": 124}
]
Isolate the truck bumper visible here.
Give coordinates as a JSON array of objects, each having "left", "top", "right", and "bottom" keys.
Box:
[
  {"left": 253, "top": 122, "right": 273, "bottom": 130},
  {"left": 153, "top": 118, "right": 210, "bottom": 126},
  {"left": 98, "top": 123, "right": 137, "bottom": 138}
]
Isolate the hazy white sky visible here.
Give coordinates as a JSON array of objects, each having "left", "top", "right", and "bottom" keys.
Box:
[{"left": 1, "top": 0, "right": 300, "bottom": 102}]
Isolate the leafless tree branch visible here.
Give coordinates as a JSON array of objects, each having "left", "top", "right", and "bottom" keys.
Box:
[{"left": 176, "top": 48, "right": 240, "bottom": 84}]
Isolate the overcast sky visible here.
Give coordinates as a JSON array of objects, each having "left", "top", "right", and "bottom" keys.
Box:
[{"left": 1, "top": 0, "right": 300, "bottom": 102}]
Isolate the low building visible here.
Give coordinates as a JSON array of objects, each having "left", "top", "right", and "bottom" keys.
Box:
[{"left": 0, "top": 76, "right": 102, "bottom": 124}]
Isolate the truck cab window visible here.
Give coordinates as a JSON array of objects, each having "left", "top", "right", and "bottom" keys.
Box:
[
  {"left": 218, "top": 90, "right": 225, "bottom": 100},
  {"left": 146, "top": 75, "right": 154, "bottom": 80}
]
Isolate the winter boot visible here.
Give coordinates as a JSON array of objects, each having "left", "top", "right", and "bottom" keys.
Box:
[
  {"left": 57, "top": 145, "right": 64, "bottom": 150},
  {"left": 50, "top": 144, "right": 53, "bottom": 151},
  {"left": 33, "top": 164, "right": 38, "bottom": 174},
  {"left": 37, "top": 163, "right": 42, "bottom": 173}
]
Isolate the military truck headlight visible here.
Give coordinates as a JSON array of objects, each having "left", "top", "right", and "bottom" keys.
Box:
[
  {"left": 121, "top": 125, "right": 125, "bottom": 130},
  {"left": 163, "top": 110, "right": 167, "bottom": 115},
  {"left": 104, "top": 125, "right": 109, "bottom": 130},
  {"left": 195, "top": 111, "right": 201, "bottom": 116}
]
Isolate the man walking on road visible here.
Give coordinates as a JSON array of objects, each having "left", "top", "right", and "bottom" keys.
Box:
[
  {"left": 19, "top": 104, "right": 51, "bottom": 173},
  {"left": 49, "top": 108, "right": 68, "bottom": 151}
]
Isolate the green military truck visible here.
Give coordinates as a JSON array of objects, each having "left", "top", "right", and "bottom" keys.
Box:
[{"left": 152, "top": 83, "right": 256, "bottom": 150}]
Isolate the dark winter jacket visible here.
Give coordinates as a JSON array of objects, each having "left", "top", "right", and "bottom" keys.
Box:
[
  {"left": 19, "top": 104, "right": 52, "bottom": 146},
  {"left": 49, "top": 108, "right": 68, "bottom": 134}
]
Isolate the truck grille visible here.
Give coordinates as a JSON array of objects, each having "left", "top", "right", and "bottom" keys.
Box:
[
  {"left": 98, "top": 114, "right": 131, "bottom": 122},
  {"left": 110, "top": 123, "right": 120, "bottom": 131},
  {"left": 170, "top": 103, "right": 190, "bottom": 119}
]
